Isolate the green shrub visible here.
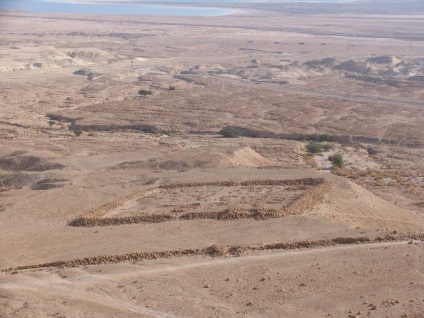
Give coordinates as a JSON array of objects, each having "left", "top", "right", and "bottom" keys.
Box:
[
  {"left": 73, "top": 129, "right": 83, "bottom": 137},
  {"left": 306, "top": 143, "right": 323, "bottom": 154},
  {"left": 307, "top": 142, "right": 333, "bottom": 154},
  {"left": 219, "top": 126, "right": 242, "bottom": 138},
  {"left": 319, "top": 134, "right": 331, "bottom": 142},
  {"left": 321, "top": 144, "right": 333, "bottom": 151},
  {"left": 328, "top": 154, "right": 344, "bottom": 167},
  {"left": 138, "top": 89, "right": 152, "bottom": 97}
]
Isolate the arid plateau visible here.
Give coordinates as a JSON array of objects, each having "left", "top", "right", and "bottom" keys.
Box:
[{"left": 0, "top": 1, "right": 424, "bottom": 317}]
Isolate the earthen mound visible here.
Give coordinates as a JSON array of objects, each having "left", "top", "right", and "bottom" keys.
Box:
[
  {"left": 67, "top": 49, "right": 111, "bottom": 61},
  {"left": 334, "top": 60, "right": 370, "bottom": 73},
  {"left": 305, "top": 57, "right": 337, "bottom": 68},
  {"left": 30, "top": 178, "right": 67, "bottom": 191},
  {"left": 0, "top": 155, "right": 63, "bottom": 172},
  {"left": 368, "top": 56, "right": 401, "bottom": 65},
  {"left": 315, "top": 178, "right": 424, "bottom": 232},
  {"left": 114, "top": 147, "right": 273, "bottom": 171},
  {"left": 0, "top": 173, "right": 37, "bottom": 192},
  {"left": 223, "top": 147, "right": 274, "bottom": 167}
]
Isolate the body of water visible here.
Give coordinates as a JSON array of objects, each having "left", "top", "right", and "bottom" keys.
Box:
[
  {"left": 0, "top": 0, "right": 354, "bottom": 16},
  {"left": 0, "top": 0, "right": 230, "bottom": 16}
]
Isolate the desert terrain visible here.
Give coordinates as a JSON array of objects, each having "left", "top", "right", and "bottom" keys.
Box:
[{"left": 0, "top": 1, "right": 424, "bottom": 317}]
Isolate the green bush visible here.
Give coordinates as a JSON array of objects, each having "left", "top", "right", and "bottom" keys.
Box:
[
  {"left": 321, "top": 144, "right": 333, "bottom": 151},
  {"left": 219, "top": 126, "right": 242, "bottom": 138},
  {"left": 328, "top": 154, "right": 344, "bottom": 167},
  {"left": 306, "top": 142, "right": 333, "bottom": 154},
  {"left": 319, "top": 134, "right": 331, "bottom": 142},
  {"left": 138, "top": 89, "right": 152, "bottom": 97},
  {"left": 73, "top": 129, "right": 83, "bottom": 137},
  {"left": 306, "top": 143, "right": 323, "bottom": 154}
]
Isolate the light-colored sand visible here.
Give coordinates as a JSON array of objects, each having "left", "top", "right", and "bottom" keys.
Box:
[{"left": 223, "top": 146, "right": 274, "bottom": 167}]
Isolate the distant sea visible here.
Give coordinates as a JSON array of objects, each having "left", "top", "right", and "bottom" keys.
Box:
[
  {"left": 0, "top": 0, "right": 352, "bottom": 16},
  {"left": 0, "top": 0, "right": 231, "bottom": 16}
]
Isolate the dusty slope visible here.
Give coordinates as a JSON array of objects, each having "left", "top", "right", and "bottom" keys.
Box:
[
  {"left": 1, "top": 241, "right": 424, "bottom": 318},
  {"left": 0, "top": 146, "right": 422, "bottom": 270},
  {"left": 314, "top": 177, "right": 424, "bottom": 232},
  {"left": 223, "top": 146, "right": 274, "bottom": 167}
]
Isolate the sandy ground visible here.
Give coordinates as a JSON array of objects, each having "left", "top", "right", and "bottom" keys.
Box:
[{"left": 0, "top": 1, "right": 424, "bottom": 317}]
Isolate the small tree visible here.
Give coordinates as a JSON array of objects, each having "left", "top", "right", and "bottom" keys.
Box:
[
  {"left": 328, "top": 154, "right": 344, "bottom": 167},
  {"left": 219, "top": 127, "right": 242, "bottom": 138},
  {"left": 138, "top": 89, "right": 152, "bottom": 97}
]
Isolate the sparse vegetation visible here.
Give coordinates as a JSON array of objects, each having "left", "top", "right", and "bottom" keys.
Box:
[
  {"left": 219, "top": 126, "right": 242, "bottom": 138},
  {"left": 318, "top": 134, "right": 332, "bottom": 142},
  {"left": 306, "top": 143, "right": 321, "bottom": 153},
  {"left": 328, "top": 154, "right": 344, "bottom": 167},
  {"left": 138, "top": 89, "right": 152, "bottom": 97},
  {"left": 321, "top": 144, "right": 333, "bottom": 151},
  {"left": 306, "top": 142, "right": 333, "bottom": 154},
  {"left": 3, "top": 11, "right": 424, "bottom": 314},
  {"left": 367, "top": 146, "right": 379, "bottom": 155},
  {"left": 73, "top": 129, "right": 83, "bottom": 137},
  {"left": 331, "top": 167, "right": 415, "bottom": 186},
  {"left": 303, "top": 155, "right": 319, "bottom": 169},
  {"left": 306, "top": 143, "right": 322, "bottom": 154},
  {"left": 332, "top": 167, "right": 359, "bottom": 179}
]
